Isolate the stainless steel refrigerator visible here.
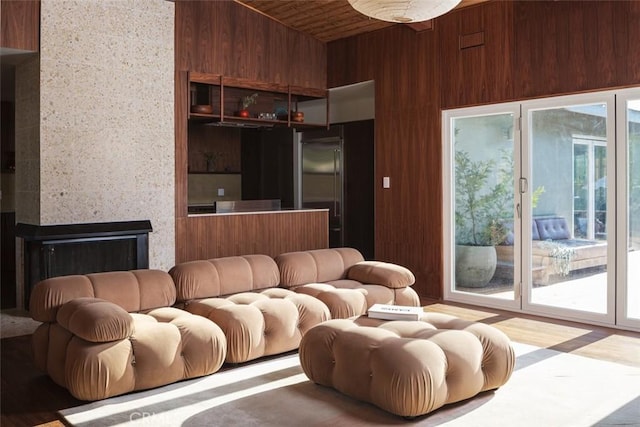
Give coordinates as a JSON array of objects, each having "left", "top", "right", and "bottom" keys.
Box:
[{"left": 300, "top": 127, "right": 344, "bottom": 248}]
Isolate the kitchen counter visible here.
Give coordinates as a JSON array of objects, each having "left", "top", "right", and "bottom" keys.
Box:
[
  {"left": 177, "top": 208, "right": 330, "bottom": 262},
  {"left": 188, "top": 207, "right": 327, "bottom": 217}
]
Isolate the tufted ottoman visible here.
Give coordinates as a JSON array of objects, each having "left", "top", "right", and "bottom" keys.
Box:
[{"left": 299, "top": 314, "right": 515, "bottom": 418}]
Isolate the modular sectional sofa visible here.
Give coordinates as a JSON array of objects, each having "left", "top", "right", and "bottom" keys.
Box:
[
  {"left": 29, "top": 270, "right": 227, "bottom": 401},
  {"left": 30, "top": 247, "right": 420, "bottom": 400}
]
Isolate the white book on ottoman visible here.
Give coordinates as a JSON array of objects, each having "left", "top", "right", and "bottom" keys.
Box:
[{"left": 367, "top": 304, "right": 423, "bottom": 321}]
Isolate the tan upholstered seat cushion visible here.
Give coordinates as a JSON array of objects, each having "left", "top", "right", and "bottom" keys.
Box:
[
  {"left": 171, "top": 254, "right": 331, "bottom": 364},
  {"left": 299, "top": 314, "right": 515, "bottom": 418}
]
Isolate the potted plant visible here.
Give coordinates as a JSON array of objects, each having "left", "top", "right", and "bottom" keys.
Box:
[
  {"left": 454, "top": 148, "right": 512, "bottom": 287},
  {"left": 237, "top": 93, "right": 258, "bottom": 118},
  {"left": 203, "top": 151, "right": 221, "bottom": 172},
  {"left": 454, "top": 146, "right": 544, "bottom": 287}
]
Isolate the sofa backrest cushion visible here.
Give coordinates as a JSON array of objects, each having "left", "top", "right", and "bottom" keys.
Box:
[
  {"left": 535, "top": 217, "right": 571, "bottom": 240},
  {"left": 532, "top": 220, "right": 541, "bottom": 240},
  {"left": 170, "top": 254, "right": 280, "bottom": 302},
  {"left": 30, "top": 270, "right": 176, "bottom": 323},
  {"left": 276, "top": 248, "right": 365, "bottom": 287}
]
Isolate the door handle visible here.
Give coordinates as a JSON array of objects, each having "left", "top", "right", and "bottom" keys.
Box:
[
  {"left": 519, "top": 177, "right": 528, "bottom": 194},
  {"left": 516, "top": 203, "right": 521, "bottom": 219}
]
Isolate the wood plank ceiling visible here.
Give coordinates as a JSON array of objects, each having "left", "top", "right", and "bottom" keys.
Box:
[{"left": 236, "top": 0, "right": 489, "bottom": 42}]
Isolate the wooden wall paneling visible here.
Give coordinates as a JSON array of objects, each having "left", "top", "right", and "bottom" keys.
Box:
[
  {"left": 0, "top": 0, "right": 39, "bottom": 51},
  {"left": 175, "top": 70, "right": 188, "bottom": 219},
  {"left": 176, "top": 210, "right": 329, "bottom": 263},
  {"left": 438, "top": 1, "right": 514, "bottom": 108},
  {"left": 287, "top": 30, "right": 326, "bottom": 87},
  {"left": 514, "top": 1, "right": 640, "bottom": 99},
  {"left": 374, "top": 28, "right": 442, "bottom": 299},
  {"left": 176, "top": 0, "right": 325, "bottom": 89},
  {"left": 188, "top": 126, "right": 241, "bottom": 173},
  {"left": 326, "top": 38, "right": 355, "bottom": 88},
  {"left": 327, "top": 34, "right": 376, "bottom": 88},
  {"left": 623, "top": 1, "right": 640, "bottom": 84},
  {"left": 328, "top": 25, "right": 443, "bottom": 299}
]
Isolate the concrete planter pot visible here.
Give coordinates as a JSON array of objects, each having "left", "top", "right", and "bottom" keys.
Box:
[{"left": 455, "top": 245, "right": 497, "bottom": 288}]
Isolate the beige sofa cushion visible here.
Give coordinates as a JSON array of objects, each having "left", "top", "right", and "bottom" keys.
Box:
[
  {"left": 56, "top": 297, "right": 133, "bottom": 343},
  {"left": 276, "top": 247, "right": 364, "bottom": 286},
  {"left": 169, "top": 255, "right": 280, "bottom": 301},
  {"left": 30, "top": 269, "right": 176, "bottom": 322},
  {"left": 347, "top": 261, "right": 415, "bottom": 288}
]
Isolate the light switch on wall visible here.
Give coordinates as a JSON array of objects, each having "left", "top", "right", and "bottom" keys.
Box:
[
  {"left": 383, "top": 176, "right": 390, "bottom": 188},
  {"left": 217, "top": 188, "right": 225, "bottom": 196}
]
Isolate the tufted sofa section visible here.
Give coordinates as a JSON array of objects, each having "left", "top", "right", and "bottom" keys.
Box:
[
  {"left": 275, "top": 248, "right": 420, "bottom": 319},
  {"left": 169, "top": 254, "right": 331, "bottom": 364},
  {"left": 29, "top": 270, "right": 227, "bottom": 401},
  {"left": 299, "top": 313, "right": 515, "bottom": 418}
]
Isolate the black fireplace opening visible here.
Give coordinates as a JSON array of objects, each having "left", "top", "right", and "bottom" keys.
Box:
[{"left": 17, "top": 220, "right": 152, "bottom": 309}]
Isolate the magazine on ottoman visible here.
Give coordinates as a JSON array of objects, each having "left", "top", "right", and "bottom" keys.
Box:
[{"left": 367, "top": 304, "right": 423, "bottom": 321}]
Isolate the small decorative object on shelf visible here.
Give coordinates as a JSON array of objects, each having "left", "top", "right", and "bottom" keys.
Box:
[
  {"left": 291, "top": 111, "right": 304, "bottom": 122},
  {"left": 191, "top": 104, "right": 213, "bottom": 114},
  {"left": 258, "top": 112, "right": 277, "bottom": 120},
  {"left": 237, "top": 93, "right": 258, "bottom": 118},
  {"left": 275, "top": 107, "right": 288, "bottom": 121},
  {"left": 203, "top": 151, "right": 222, "bottom": 172}
]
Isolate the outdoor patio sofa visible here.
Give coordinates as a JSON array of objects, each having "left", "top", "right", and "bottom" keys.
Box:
[{"left": 496, "top": 216, "right": 607, "bottom": 284}]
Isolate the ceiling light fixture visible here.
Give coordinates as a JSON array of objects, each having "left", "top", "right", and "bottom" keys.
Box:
[{"left": 347, "top": 0, "right": 462, "bottom": 23}]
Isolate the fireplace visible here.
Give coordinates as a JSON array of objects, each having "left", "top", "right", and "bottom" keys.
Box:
[{"left": 16, "top": 220, "right": 152, "bottom": 309}]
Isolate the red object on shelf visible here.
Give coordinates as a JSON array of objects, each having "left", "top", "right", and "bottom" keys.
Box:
[{"left": 237, "top": 109, "right": 250, "bottom": 118}]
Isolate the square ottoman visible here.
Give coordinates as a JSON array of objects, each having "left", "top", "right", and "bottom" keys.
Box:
[{"left": 299, "top": 313, "right": 515, "bottom": 418}]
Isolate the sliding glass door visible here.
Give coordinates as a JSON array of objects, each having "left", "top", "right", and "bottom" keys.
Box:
[
  {"left": 443, "top": 88, "right": 639, "bottom": 330},
  {"left": 443, "top": 104, "right": 521, "bottom": 311},
  {"left": 522, "top": 95, "right": 615, "bottom": 324}
]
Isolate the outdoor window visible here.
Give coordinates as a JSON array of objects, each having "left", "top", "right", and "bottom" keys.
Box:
[{"left": 573, "top": 136, "right": 606, "bottom": 240}]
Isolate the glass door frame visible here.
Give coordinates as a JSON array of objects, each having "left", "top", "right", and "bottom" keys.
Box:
[
  {"left": 442, "top": 102, "right": 522, "bottom": 312},
  {"left": 521, "top": 92, "right": 616, "bottom": 327},
  {"left": 443, "top": 88, "right": 640, "bottom": 332},
  {"left": 616, "top": 88, "right": 640, "bottom": 330}
]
